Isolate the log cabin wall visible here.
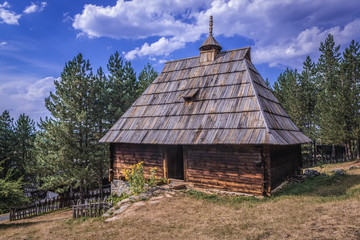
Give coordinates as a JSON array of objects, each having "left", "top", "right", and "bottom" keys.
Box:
[
  {"left": 269, "top": 144, "right": 301, "bottom": 189},
  {"left": 111, "top": 143, "right": 164, "bottom": 180},
  {"left": 185, "top": 145, "right": 264, "bottom": 196}
]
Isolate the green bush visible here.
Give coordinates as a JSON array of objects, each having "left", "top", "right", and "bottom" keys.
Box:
[{"left": 107, "top": 193, "right": 129, "bottom": 205}]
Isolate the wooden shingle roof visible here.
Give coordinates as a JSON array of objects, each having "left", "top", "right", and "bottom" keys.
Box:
[{"left": 100, "top": 47, "right": 311, "bottom": 145}]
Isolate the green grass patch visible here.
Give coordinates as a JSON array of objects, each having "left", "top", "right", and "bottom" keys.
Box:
[
  {"left": 185, "top": 168, "right": 360, "bottom": 206},
  {"left": 274, "top": 173, "right": 360, "bottom": 200},
  {"left": 107, "top": 193, "right": 129, "bottom": 205}
]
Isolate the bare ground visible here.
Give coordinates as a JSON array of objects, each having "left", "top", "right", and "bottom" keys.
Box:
[{"left": 1, "top": 161, "right": 360, "bottom": 240}]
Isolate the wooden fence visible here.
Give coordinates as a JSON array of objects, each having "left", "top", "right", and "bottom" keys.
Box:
[
  {"left": 10, "top": 188, "right": 111, "bottom": 221},
  {"left": 72, "top": 200, "right": 112, "bottom": 218},
  {"left": 302, "top": 144, "right": 348, "bottom": 168}
]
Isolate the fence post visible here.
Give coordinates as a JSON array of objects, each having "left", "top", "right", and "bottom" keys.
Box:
[{"left": 9, "top": 208, "right": 13, "bottom": 221}]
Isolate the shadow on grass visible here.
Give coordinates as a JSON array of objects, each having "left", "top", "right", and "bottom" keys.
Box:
[
  {"left": 185, "top": 190, "right": 262, "bottom": 209},
  {"left": 0, "top": 217, "right": 68, "bottom": 230},
  {"left": 273, "top": 173, "right": 360, "bottom": 199}
]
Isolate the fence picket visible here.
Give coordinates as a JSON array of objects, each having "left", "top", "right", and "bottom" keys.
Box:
[{"left": 9, "top": 188, "right": 111, "bottom": 221}]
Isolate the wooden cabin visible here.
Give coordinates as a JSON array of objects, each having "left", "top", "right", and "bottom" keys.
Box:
[{"left": 100, "top": 16, "right": 310, "bottom": 196}]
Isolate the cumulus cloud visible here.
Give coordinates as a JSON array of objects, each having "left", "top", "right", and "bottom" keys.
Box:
[
  {"left": 253, "top": 19, "right": 360, "bottom": 67},
  {"left": 0, "top": 77, "right": 56, "bottom": 121},
  {"left": 23, "top": 2, "right": 47, "bottom": 14},
  {"left": 73, "top": 0, "right": 360, "bottom": 67},
  {"left": 0, "top": 1, "right": 21, "bottom": 25},
  {"left": 0, "top": 1, "right": 47, "bottom": 25},
  {"left": 124, "top": 37, "right": 185, "bottom": 60}
]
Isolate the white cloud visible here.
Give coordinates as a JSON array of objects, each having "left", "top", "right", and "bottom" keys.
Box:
[
  {"left": 0, "top": 1, "right": 47, "bottom": 25},
  {"left": 73, "top": 0, "right": 360, "bottom": 67},
  {"left": 24, "top": 2, "right": 47, "bottom": 14},
  {"left": 0, "top": 1, "right": 21, "bottom": 25},
  {"left": 0, "top": 1, "right": 10, "bottom": 8},
  {"left": 124, "top": 37, "right": 185, "bottom": 60},
  {"left": 0, "top": 41, "right": 7, "bottom": 46},
  {"left": 63, "top": 12, "right": 74, "bottom": 23},
  {"left": 0, "top": 76, "right": 56, "bottom": 121},
  {"left": 253, "top": 19, "right": 360, "bottom": 68}
]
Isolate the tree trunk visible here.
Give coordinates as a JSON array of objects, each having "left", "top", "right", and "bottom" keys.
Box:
[
  {"left": 313, "top": 140, "right": 317, "bottom": 166},
  {"left": 99, "top": 172, "right": 103, "bottom": 200},
  {"left": 331, "top": 144, "right": 335, "bottom": 163},
  {"left": 80, "top": 179, "right": 84, "bottom": 204},
  {"left": 351, "top": 140, "right": 356, "bottom": 160},
  {"left": 345, "top": 142, "right": 352, "bottom": 161},
  {"left": 357, "top": 139, "right": 360, "bottom": 161}
]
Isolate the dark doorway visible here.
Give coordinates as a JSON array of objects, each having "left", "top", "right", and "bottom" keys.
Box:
[{"left": 167, "top": 146, "right": 184, "bottom": 179}]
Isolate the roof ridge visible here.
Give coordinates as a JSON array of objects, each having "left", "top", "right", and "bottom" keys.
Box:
[
  {"left": 244, "top": 60, "right": 272, "bottom": 137},
  {"left": 164, "top": 47, "right": 251, "bottom": 64}
]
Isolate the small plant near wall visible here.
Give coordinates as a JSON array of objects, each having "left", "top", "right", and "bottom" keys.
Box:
[
  {"left": 123, "top": 162, "right": 165, "bottom": 195},
  {"left": 148, "top": 167, "right": 158, "bottom": 188},
  {"left": 123, "top": 162, "right": 145, "bottom": 195},
  {"left": 107, "top": 193, "right": 129, "bottom": 205}
]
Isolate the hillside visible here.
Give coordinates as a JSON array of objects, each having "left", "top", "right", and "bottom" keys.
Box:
[{"left": 1, "top": 161, "right": 360, "bottom": 240}]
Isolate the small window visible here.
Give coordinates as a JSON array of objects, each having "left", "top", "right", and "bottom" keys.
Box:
[{"left": 182, "top": 89, "right": 199, "bottom": 102}]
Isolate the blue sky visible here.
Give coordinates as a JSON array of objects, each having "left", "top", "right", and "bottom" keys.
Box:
[{"left": 1, "top": 0, "right": 359, "bottom": 122}]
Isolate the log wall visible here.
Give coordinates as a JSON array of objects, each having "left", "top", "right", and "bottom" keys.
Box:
[
  {"left": 185, "top": 145, "right": 264, "bottom": 195},
  {"left": 269, "top": 144, "right": 301, "bottom": 189},
  {"left": 111, "top": 143, "right": 164, "bottom": 180}
]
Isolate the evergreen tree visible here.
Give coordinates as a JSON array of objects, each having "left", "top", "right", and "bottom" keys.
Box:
[
  {"left": 89, "top": 67, "right": 110, "bottom": 198},
  {"left": 137, "top": 63, "right": 159, "bottom": 95},
  {"left": 264, "top": 78, "right": 271, "bottom": 88},
  {"left": 315, "top": 34, "right": 341, "bottom": 145},
  {"left": 0, "top": 160, "right": 27, "bottom": 213},
  {"left": 299, "top": 56, "right": 317, "bottom": 140},
  {"left": 106, "top": 51, "right": 128, "bottom": 124},
  {"left": 0, "top": 110, "right": 15, "bottom": 179},
  {"left": 273, "top": 68, "right": 302, "bottom": 127},
  {"left": 35, "top": 53, "right": 96, "bottom": 201},
  {"left": 14, "top": 114, "right": 36, "bottom": 181},
  {"left": 339, "top": 40, "right": 360, "bottom": 159},
  {"left": 31, "top": 118, "right": 77, "bottom": 193}
]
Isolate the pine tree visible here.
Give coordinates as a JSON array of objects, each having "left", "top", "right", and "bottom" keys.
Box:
[
  {"left": 14, "top": 114, "right": 36, "bottom": 181},
  {"left": 0, "top": 160, "right": 27, "bottom": 213},
  {"left": 339, "top": 40, "right": 360, "bottom": 159},
  {"left": 273, "top": 68, "right": 302, "bottom": 127},
  {"left": 299, "top": 56, "right": 317, "bottom": 140},
  {"left": 137, "top": 63, "right": 159, "bottom": 95},
  {"left": 106, "top": 51, "right": 127, "bottom": 124},
  {"left": 89, "top": 67, "right": 110, "bottom": 198},
  {"left": 0, "top": 110, "right": 15, "bottom": 179},
  {"left": 264, "top": 78, "right": 271, "bottom": 88},
  {"left": 106, "top": 51, "right": 139, "bottom": 124},
  {"left": 315, "top": 34, "right": 341, "bottom": 161},
  {"left": 36, "top": 53, "right": 96, "bottom": 201}
]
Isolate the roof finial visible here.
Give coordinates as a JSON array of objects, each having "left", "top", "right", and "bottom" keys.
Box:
[{"left": 209, "top": 15, "right": 213, "bottom": 36}]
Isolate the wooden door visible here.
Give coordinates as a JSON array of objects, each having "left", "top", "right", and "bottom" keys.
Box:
[{"left": 166, "top": 146, "right": 184, "bottom": 179}]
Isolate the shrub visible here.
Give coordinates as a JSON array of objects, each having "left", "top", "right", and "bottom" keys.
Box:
[
  {"left": 107, "top": 193, "right": 129, "bottom": 205},
  {"left": 123, "top": 162, "right": 145, "bottom": 195},
  {"left": 148, "top": 167, "right": 158, "bottom": 188},
  {"left": 123, "top": 162, "right": 165, "bottom": 195}
]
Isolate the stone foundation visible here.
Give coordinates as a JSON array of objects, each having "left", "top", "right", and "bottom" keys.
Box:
[{"left": 111, "top": 180, "right": 131, "bottom": 196}]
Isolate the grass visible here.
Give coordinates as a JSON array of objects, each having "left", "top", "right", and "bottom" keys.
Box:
[{"left": 1, "top": 161, "right": 360, "bottom": 240}]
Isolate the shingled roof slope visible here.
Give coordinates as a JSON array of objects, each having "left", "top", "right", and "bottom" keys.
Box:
[{"left": 100, "top": 47, "right": 311, "bottom": 145}]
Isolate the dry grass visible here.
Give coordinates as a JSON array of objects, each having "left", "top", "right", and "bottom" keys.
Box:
[{"left": 1, "top": 161, "right": 360, "bottom": 240}]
